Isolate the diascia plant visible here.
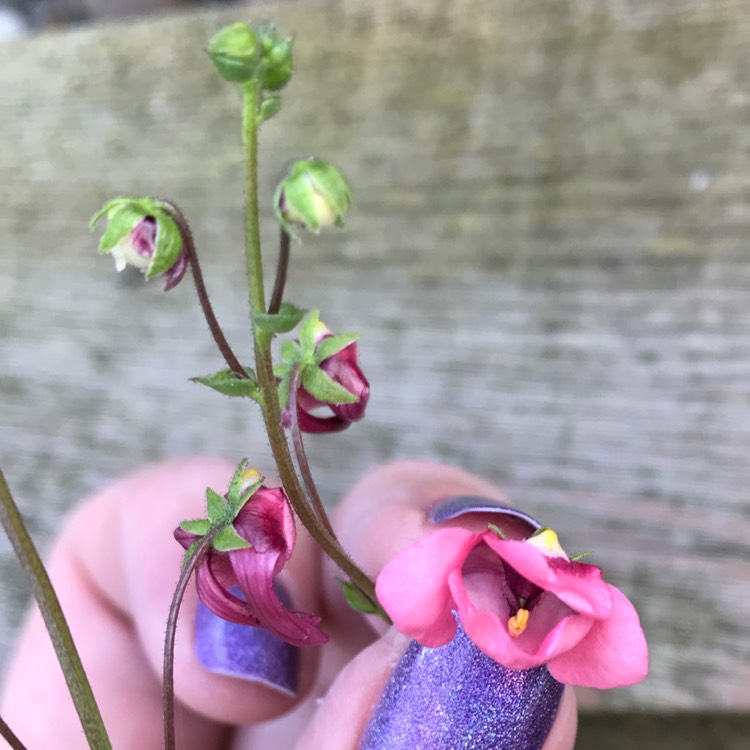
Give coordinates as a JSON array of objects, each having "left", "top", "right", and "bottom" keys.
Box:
[{"left": 0, "top": 18, "right": 647, "bottom": 750}]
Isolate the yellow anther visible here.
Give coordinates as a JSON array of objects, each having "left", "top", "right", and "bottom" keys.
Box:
[
  {"left": 240, "top": 468, "right": 262, "bottom": 487},
  {"left": 508, "top": 608, "right": 530, "bottom": 638},
  {"left": 526, "top": 527, "right": 568, "bottom": 559}
]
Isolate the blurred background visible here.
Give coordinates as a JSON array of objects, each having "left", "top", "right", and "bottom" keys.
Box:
[{"left": 2, "top": 1, "right": 750, "bottom": 746}]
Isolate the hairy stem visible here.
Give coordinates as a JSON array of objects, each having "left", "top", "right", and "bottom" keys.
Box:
[
  {"left": 288, "top": 367, "right": 335, "bottom": 537},
  {"left": 164, "top": 201, "right": 248, "bottom": 379},
  {"left": 163, "top": 531, "right": 219, "bottom": 750},
  {"left": 0, "top": 469, "right": 112, "bottom": 750},
  {"left": 268, "top": 228, "right": 291, "bottom": 315},
  {"left": 240, "top": 84, "right": 382, "bottom": 611},
  {"left": 0, "top": 715, "right": 29, "bottom": 750}
]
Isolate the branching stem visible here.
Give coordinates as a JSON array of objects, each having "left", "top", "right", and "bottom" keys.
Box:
[{"left": 268, "top": 228, "right": 291, "bottom": 315}]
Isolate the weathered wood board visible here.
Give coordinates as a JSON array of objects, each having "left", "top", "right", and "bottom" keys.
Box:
[{"left": 1, "top": 0, "right": 750, "bottom": 715}]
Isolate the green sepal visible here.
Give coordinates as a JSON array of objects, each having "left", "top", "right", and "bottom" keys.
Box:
[
  {"left": 253, "top": 302, "right": 306, "bottom": 336},
  {"left": 181, "top": 539, "right": 202, "bottom": 570},
  {"left": 206, "top": 487, "right": 228, "bottom": 524},
  {"left": 571, "top": 551, "right": 593, "bottom": 562},
  {"left": 281, "top": 340, "right": 302, "bottom": 366},
  {"left": 146, "top": 211, "right": 182, "bottom": 279},
  {"left": 225, "top": 459, "right": 264, "bottom": 517},
  {"left": 299, "top": 309, "right": 321, "bottom": 356},
  {"left": 258, "top": 95, "right": 282, "bottom": 123},
  {"left": 179, "top": 518, "right": 212, "bottom": 535},
  {"left": 212, "top": 524, "right": 252, "bottom": 552},
  {"left": 277, "top": 374, "right": 292, "bottom": 409},
  {"left": 94, "top": 204, "right": 143, "bottom": 253},
  {"left": 314, "top": 333, "right": 359, "bottom": 364},
  {"left": 337, "top": 579, "right": 381, "bottom": 615},
  {"left": 301, "top": 364, "right": 358, "bottom": 404},
  {"left": 488, "top": 523, "right": 508, "bottom": 540},
  {"left": 191, "top": 368, "right": 260, "bottom": 401}
]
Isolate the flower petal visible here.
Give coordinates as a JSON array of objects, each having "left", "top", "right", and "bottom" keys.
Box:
[
  {"left": 547, "top": 583, "right": 649, "bottom": 688},
  {"left": 230, "top": 547, "right": 328, "bottom": 646},
  {"left": 195, "top": 556, "right": 260, "bottom": 626},
  {"left": 377, "top": 528, "right": 481, "bottom": 647},
  {"left": 484, "top": 535, "right": 612, "bottom": 618}
]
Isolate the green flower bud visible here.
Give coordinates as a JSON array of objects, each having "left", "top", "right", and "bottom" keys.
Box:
[
  {"left": 208, "top": 22, "right": 260, "bottom": 83},
  {"left": 90, "top": 197, "right": 188, "bottom": 291},
  {"left": 273, "top": 159, "right": 353, "bottom": 239},
  {"left": 257, "top": 23, "right": 293, "bottom": 91}
]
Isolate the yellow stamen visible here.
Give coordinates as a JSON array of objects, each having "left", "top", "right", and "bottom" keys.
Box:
[
  {"left": 508, "top": 608, "right": 530, "bottom": 638},
  {"left": 240, "top": 468, "right": 262, "bottom": 486}
]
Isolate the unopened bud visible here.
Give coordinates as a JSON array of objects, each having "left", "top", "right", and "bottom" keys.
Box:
[
  {"left": 258, "top": 23, "right": 293, "bottom": 91},
  {"left": 208, "top": 22, "right": 260, "bottom": 83},
  {"left": 90, "top": 197, "right": 188, "bottom": 291},
  {"left": 274, "top": 159, "right": 353, "bottom": 238}
]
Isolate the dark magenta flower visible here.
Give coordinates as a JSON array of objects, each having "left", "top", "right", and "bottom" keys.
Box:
[
  {"left": 175, "top": 469, "right": 328, "bottom": 646},
  {"left": 295, "top": 321, "right": 370, "bottom": 434},
  {"left": 376, "top": 525, "right": 648, "bottom": 689}
]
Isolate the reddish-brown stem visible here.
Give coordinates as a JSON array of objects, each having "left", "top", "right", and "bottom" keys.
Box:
[
  {"left": 163, "top": 530, "right": 219, "bottom": 750},
  {"left": 288, "top": 367, "right": 336, "bottom": 537},
  {"left": 268, "top": 228, "right": 291, "bottom": 315},
  {"left": 163, "top": 201, "right": 248, "bottom": 379},
  {"left": 0, "top": 715, "right": 28, "bottom": 750}
]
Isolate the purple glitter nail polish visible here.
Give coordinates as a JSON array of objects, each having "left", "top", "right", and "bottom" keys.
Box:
[
  {"left": 359, "top": 619, "right": 563, "bottom": 750},
  {"left": 195, "top": 587, "right": 299, "bottom": 695},
  {"left": 430, "top": 495, "right": 541, "bottom": 532}
]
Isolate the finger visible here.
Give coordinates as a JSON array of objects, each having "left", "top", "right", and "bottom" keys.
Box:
[
  {"left": 1, "top": 458, "right": 325, "bottom": 749},
  {"left": 295, "top": 628, "right": 577, "bottom": 750}
]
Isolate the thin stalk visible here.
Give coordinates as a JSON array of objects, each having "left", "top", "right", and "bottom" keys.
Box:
[
  {"left": 163, "top": 201, "right": 248, "bottom": 379},
  {"left": 240, "top": 84, "right": 382, "bottom": 611},
  {"left": 288, "top": 367, "right": 335, "bottom": 537},
  {"left": 0, "top": 715, "right": 29, "bottom": 750},
  {"left": 163, "top": 530, "right": 219, "bottom": 750},
  {"left": 268, "top": 227, "right": 291, "bottom": 315},
  {"left": 0, "top": 469, "right": 112, "bottom": 750}
]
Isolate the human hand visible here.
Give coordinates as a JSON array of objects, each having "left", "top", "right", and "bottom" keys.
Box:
[{"left": 1, "top": 458, "right": 577, "bottom": 749}]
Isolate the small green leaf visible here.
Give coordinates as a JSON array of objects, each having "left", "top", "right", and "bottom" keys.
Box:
[
  {"left": 313, "top": 333, "right": 359, "bottom": 365},
  {"left": 299, "top": 309, "right": 321, "bottom": 356},
  {"left": 191, "top": 368, "right": 260, "bottom": 400},
  {"left": 179, "top": 519, "right": 212, "bottom": 535},
  {"left": 488, "top": 523, "right": 508, "bottom": 540},
  {"left": 206, "top": 487, "right": 228, "bottom": 524},
  {"left": 571, "top": 551, "right": 593, "bottom": 562},
  {"left": 301, "top": 365, "right": 358, "bottom": 404},
  {"left": 253, "top": 302, "right": 306, "bottom": 335},
  {"left": 257, "top": 95, "right": 281, "bottom": 123},
  {"left": 337, "top": 579, "right": 380, "bottom": 615},
  {"left": 213, "top": 525, "right": 252, "bottom": 552}
]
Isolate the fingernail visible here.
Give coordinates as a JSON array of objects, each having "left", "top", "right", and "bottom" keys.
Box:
[
  {"left": 195, "top": 584, "right": 300, "bottom": 695},
  {"left": 359, "top": 619, "right": 563, "bottom": 750},
  {"left": 430, "top": 494, "right": 541, "bottom": 531}
]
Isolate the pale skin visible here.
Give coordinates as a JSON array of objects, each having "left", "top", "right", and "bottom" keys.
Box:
[{"left": 0, "top": 459, "right": 577, "bottom": 749}]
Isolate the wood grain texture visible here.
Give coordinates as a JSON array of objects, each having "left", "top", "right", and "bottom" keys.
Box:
[{"left": 2, "top": 0, "right": 750, "bottom": 712}]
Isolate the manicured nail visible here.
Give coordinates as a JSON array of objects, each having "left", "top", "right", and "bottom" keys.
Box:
[
  {"left": 430, "top": 494, "right": 541, "bottom": 531},
  {"left": 359, "top": 619, "right": 563, "bottom": 750},
  {"left": 195, "top": 585, "right": 299, "bottom": 695}
]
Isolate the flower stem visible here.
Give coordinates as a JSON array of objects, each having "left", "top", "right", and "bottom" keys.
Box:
[
  {"left": 240, "top": 83, "right": 382, "bottom": 613},
  {"left": 0, "top": 469, "right": 112, "bottom": 750},
  {"left": 163, "top": 530, "right": 219, "bottom": 750},
  {"left": 288, "top": 367, "right": 335, "bottom": 538},
  {"left": 0, "top": 715, "right": 29, "bottom": 750},
  {"left": 164, "top": 201, "right": 248, "bottom": 379},
  {"left": 268, "top": 227, "right": 291, "bottom": 315}
]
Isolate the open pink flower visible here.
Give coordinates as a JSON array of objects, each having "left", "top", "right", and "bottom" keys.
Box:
[
  {"left": 376, "top": 524, "right": 648, "bottom": 688},
  {"left": 175, "top": 477, "right": 328, "bottom": 647}
]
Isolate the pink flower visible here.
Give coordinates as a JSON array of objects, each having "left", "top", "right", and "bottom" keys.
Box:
[
  {"left": 175, "top": 475, "right": 328, "bottom": 647},
  {"left": 296, "top": 325, "right": 370, "bottom": 434},
  {"left": 376, "top": 524, "right": 648, "bottom": 688}
]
